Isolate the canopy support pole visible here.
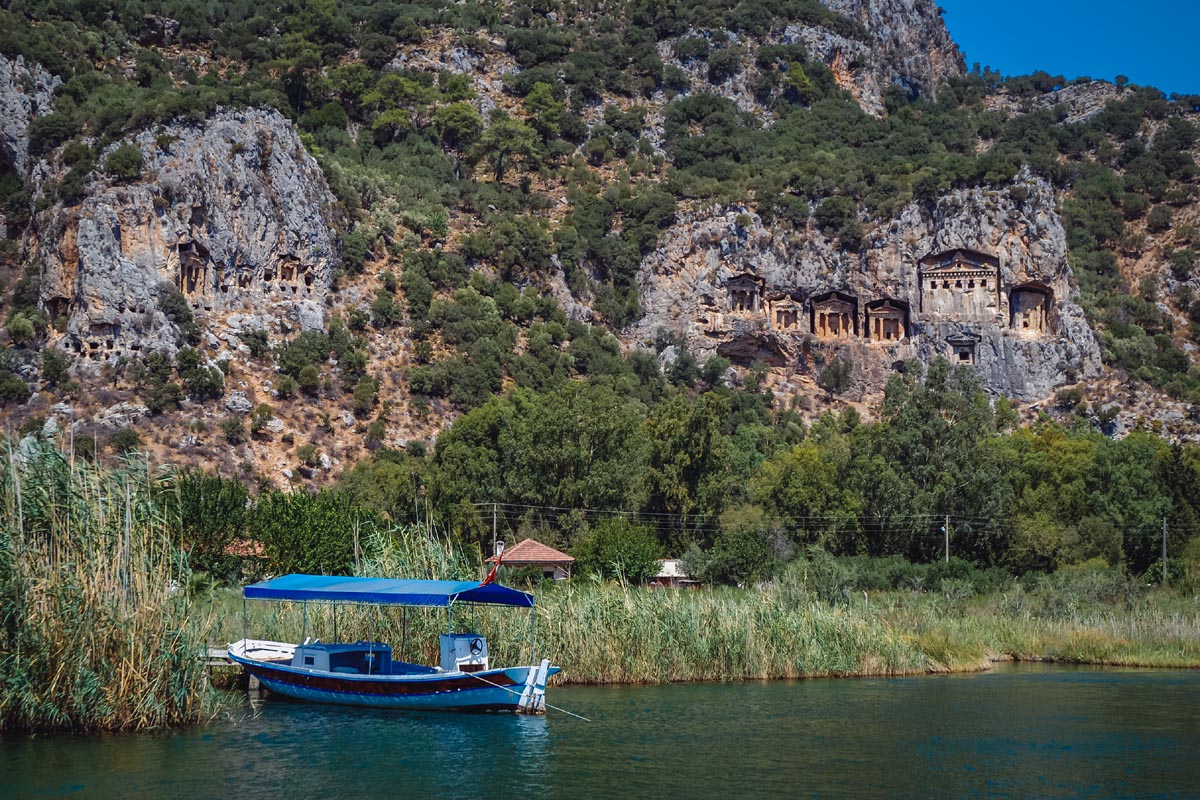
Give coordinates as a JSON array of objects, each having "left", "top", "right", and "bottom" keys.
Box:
[
  {"left": 242, "top": 596, "right": 247, "bottom": 648},
  {"left": 302, "top": 601, "right": 308, "bottom": 643},
  {"left": 368, "top": 605, "right": 376, "bottom": 675},
  {"left": 529, "top": 607, "right": 536, "bottom": 664},
  {"left": 401, "top": 608, "right": 408, "bottom": 662}
]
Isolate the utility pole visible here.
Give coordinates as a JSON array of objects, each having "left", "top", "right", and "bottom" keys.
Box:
[
  {"left": 1162, "top": 517, "right": 1168, "bottom": 586},
  {"left": 944, "top": 514, "right": 950, "bottom": 564}
]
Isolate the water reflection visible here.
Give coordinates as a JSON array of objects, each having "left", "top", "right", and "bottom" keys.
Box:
[{"left": 3, "top": 666, "right": 1199, "bottom": 799}]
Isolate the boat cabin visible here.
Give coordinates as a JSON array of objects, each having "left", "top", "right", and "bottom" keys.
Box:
[{"left": 290, "top": 642, "right": 438, "bottom": 676}]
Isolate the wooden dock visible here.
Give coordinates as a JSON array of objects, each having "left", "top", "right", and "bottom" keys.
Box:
[
  {"left": 201, "top": 647, "right": 230, "bottom": 666},
  {"left": 201, "top": 646, "right": 263, "bottom": 691}
]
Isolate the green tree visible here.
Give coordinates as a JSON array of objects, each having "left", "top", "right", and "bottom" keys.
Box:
[
  {"left": 752, "top": 439, "right": 862, "bottom": 550},
  {"left": 220, "top": 416, "right": 246, "bottom": 444},
  {"left": 252, "top": 490, "right": 366, "bottom": 575},
  {"left": 702, "top": 505, "right": 779, "bottom": 585},
  {"left": 109, "top": 427, "right": 143, "bottom": 454},
  {"left": 523, "top": 82, "right": 563, "bottom": 141},
  {"left": 642, "top": 392, "right": 730, "bottom": 523},
  {"left": 6, "top": 314, "right": 35, "bottom": 346},
  {"left": 473, "top": 110, "right": 539, "bottom": 182},
  {"left": 171, "top": 469, "right": 248, "bottom": 579},
  {"left": 573, "top": 518, "right": 662, "bottom": 582},
  {"left": 434, "top": 101, "right": 483, "bottom": 152},
  {"left": 817, "top": 357, "right": 853, "bottom": 397}
]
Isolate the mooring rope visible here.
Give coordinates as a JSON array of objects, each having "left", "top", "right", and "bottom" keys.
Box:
[{"left": 465, "top": 672, "right": 592, "bottom": 722}]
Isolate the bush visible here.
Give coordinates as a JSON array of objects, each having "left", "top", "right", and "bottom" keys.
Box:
[
  {"left": 276, "top": 374, "right": 299, "bottom": 398},
  {"left": 41, "top": 347, "right": 69, "bottom": 387},
  {"left": 298, "top": 364, "right": 321, "bottom": 396},
  {"left": 6, "top": 313, "right": 36, "bottom": 346},
  {"left": 250, "top": 403, "right": 275, "bottom": 433},
  {"left": 276, "top": 331, "right": 329, "bottom": 378},
  {"left": 220, "top": 416, "right": 246, "bottom": 444},
  {"left": 108, "top": 427, "right": 144, "bottom": 454},
  {"left": 352, "top": 375, "right": 379, "bottom": 416},
  {"left": 242, "top": 329, "right": 270, "bottom": 358},
  {"left": 104, "top": 144, "right": 145, "bottom": 181},
  {"left": 176, "top": 347, "right": 224, "bottom": 400},
  {"left": 157, "top": 284, "right": 200, "bottom": 344},
  {"left": 0, "top": 371, "right": 31, "bottom": 405},
  {"left": 28, "top": 114, "right": 80, "bottom": 156},
  {"left": 1146, "top": 204, "right": 1173, "bottom": 233},
  {"left": 707, "top": 48, "right": 742, "bottom": 83}
]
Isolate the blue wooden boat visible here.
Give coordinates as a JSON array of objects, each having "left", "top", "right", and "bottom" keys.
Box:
[{"left": 227, "top": 574, "right": 558, "bottom": 714}]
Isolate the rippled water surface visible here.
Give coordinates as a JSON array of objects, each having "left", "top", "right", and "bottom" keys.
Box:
[{"left": 4, "top": 664, "right": 1199, "bottom": 799}]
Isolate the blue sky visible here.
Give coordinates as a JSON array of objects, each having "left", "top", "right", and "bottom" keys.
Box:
[{"left": 936, "top": 0, "right": 1199, "bottom": 97}]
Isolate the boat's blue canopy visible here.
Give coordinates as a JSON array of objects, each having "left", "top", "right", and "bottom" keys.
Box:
[{"left": 243, "top": 574, "right": 535, "bottom": 608}]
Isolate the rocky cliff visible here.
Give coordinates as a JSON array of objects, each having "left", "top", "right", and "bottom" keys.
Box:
[
  {"left": 634, "top": 174, "right": 1102, "bottom": 401},
  {"left": 801, "top": 0, "right": 965, "bottom": 114},
  {"left": 32, "top": 108, "right": 340, "bottom": 365},
  {"left": 0, "top": 54, "right": 58, "bottom": 178}
]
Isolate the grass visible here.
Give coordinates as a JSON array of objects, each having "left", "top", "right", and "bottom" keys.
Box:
[
  {"left": 0, "top": 441, "right": 216, "bottom": 732},
  {"left": 212, "top": 571, "right": 1200, "bottom": 689}
]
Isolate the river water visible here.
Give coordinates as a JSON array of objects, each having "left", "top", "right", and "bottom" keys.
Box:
[{"left": 3, "top": 665, "right": 1198, "bottom": 799}]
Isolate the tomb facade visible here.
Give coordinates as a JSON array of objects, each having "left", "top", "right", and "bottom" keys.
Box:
[
  {"left": 865, "top": 299, "right": 909, "bottom": 343},
  {"left": 919, "top": 248, "right": 1000, "bottom": 322},
  {"left": 811, "top": 291, "right": 858, "bottom": 340},
  {"left": 1010, "top": 282, "right": 1053, "bottom": 337},
  {"left": 946, "top": 332, "right": 981, "bottom": 365},
  {"left": 726, "top": 273, "right": 764, "bottom": 314},
  {"left": 766, "top": 293, "right": 803, "bottom": 332}
]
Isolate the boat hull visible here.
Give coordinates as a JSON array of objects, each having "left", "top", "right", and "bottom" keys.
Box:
[{"left": 228, "top": 650, "right": 555, "bottom": 712}]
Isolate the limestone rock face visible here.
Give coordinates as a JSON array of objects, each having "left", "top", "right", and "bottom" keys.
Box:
[
  {"left": 34, "top": 108, "right": 340, "bottom": 364},
  {"left": 987, "top": 81, "right": 1129, "bottom": 125},
  {"left": 0, "top": 54, "right": 59, "bottom": 177},
  {"left": 790, "top": 0, "right": 965, "bottom": 114},
  {"left": 634, "top": 175, "right": 1101, "bottom": 401}
]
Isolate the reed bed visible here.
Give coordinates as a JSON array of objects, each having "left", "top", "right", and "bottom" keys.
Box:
[
  {"left": 214, "top": 532, "right": 1200, "bottom": 687},
  {"left": 0, "top": 441, "right": 214, "bottom": 732}
]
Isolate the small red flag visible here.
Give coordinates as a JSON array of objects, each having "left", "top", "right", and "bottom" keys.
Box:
[{"left": 481, "top": 549, "right": 503, "bottom": 585}]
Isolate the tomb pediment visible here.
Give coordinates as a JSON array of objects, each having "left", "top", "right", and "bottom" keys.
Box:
[
  {"left": 919, "top": 248, "right": 1000, "bottom": 271},
  {"left": 919, "top": 249, "right": 999, "bottom": 321},
  {"left": 726, "top": 273, "right": 765, "bottom": 289}
]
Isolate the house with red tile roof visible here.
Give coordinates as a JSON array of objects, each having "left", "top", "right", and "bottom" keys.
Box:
[{"left": 486, "top": 538, "right": 575, "bottom": 580}]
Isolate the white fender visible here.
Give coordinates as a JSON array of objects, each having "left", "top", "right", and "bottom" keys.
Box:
[
  {"left": 531, "top": 658, "right": 550, "bottom": 714},
  {"left": 517, "top": 663, "right": 539, "bottom": 713}
]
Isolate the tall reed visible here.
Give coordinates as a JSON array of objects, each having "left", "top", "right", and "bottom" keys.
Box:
[{"left": 0, "top": 440, "right": 213, "bottom": 732}]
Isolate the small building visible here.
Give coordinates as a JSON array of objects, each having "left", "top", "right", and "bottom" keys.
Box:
[
  {"left": 648, "top": 559, "right": 699, "bottom": 589},
  {"left": 486, "top": 538, "right": 575, "bottom": 581}
]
